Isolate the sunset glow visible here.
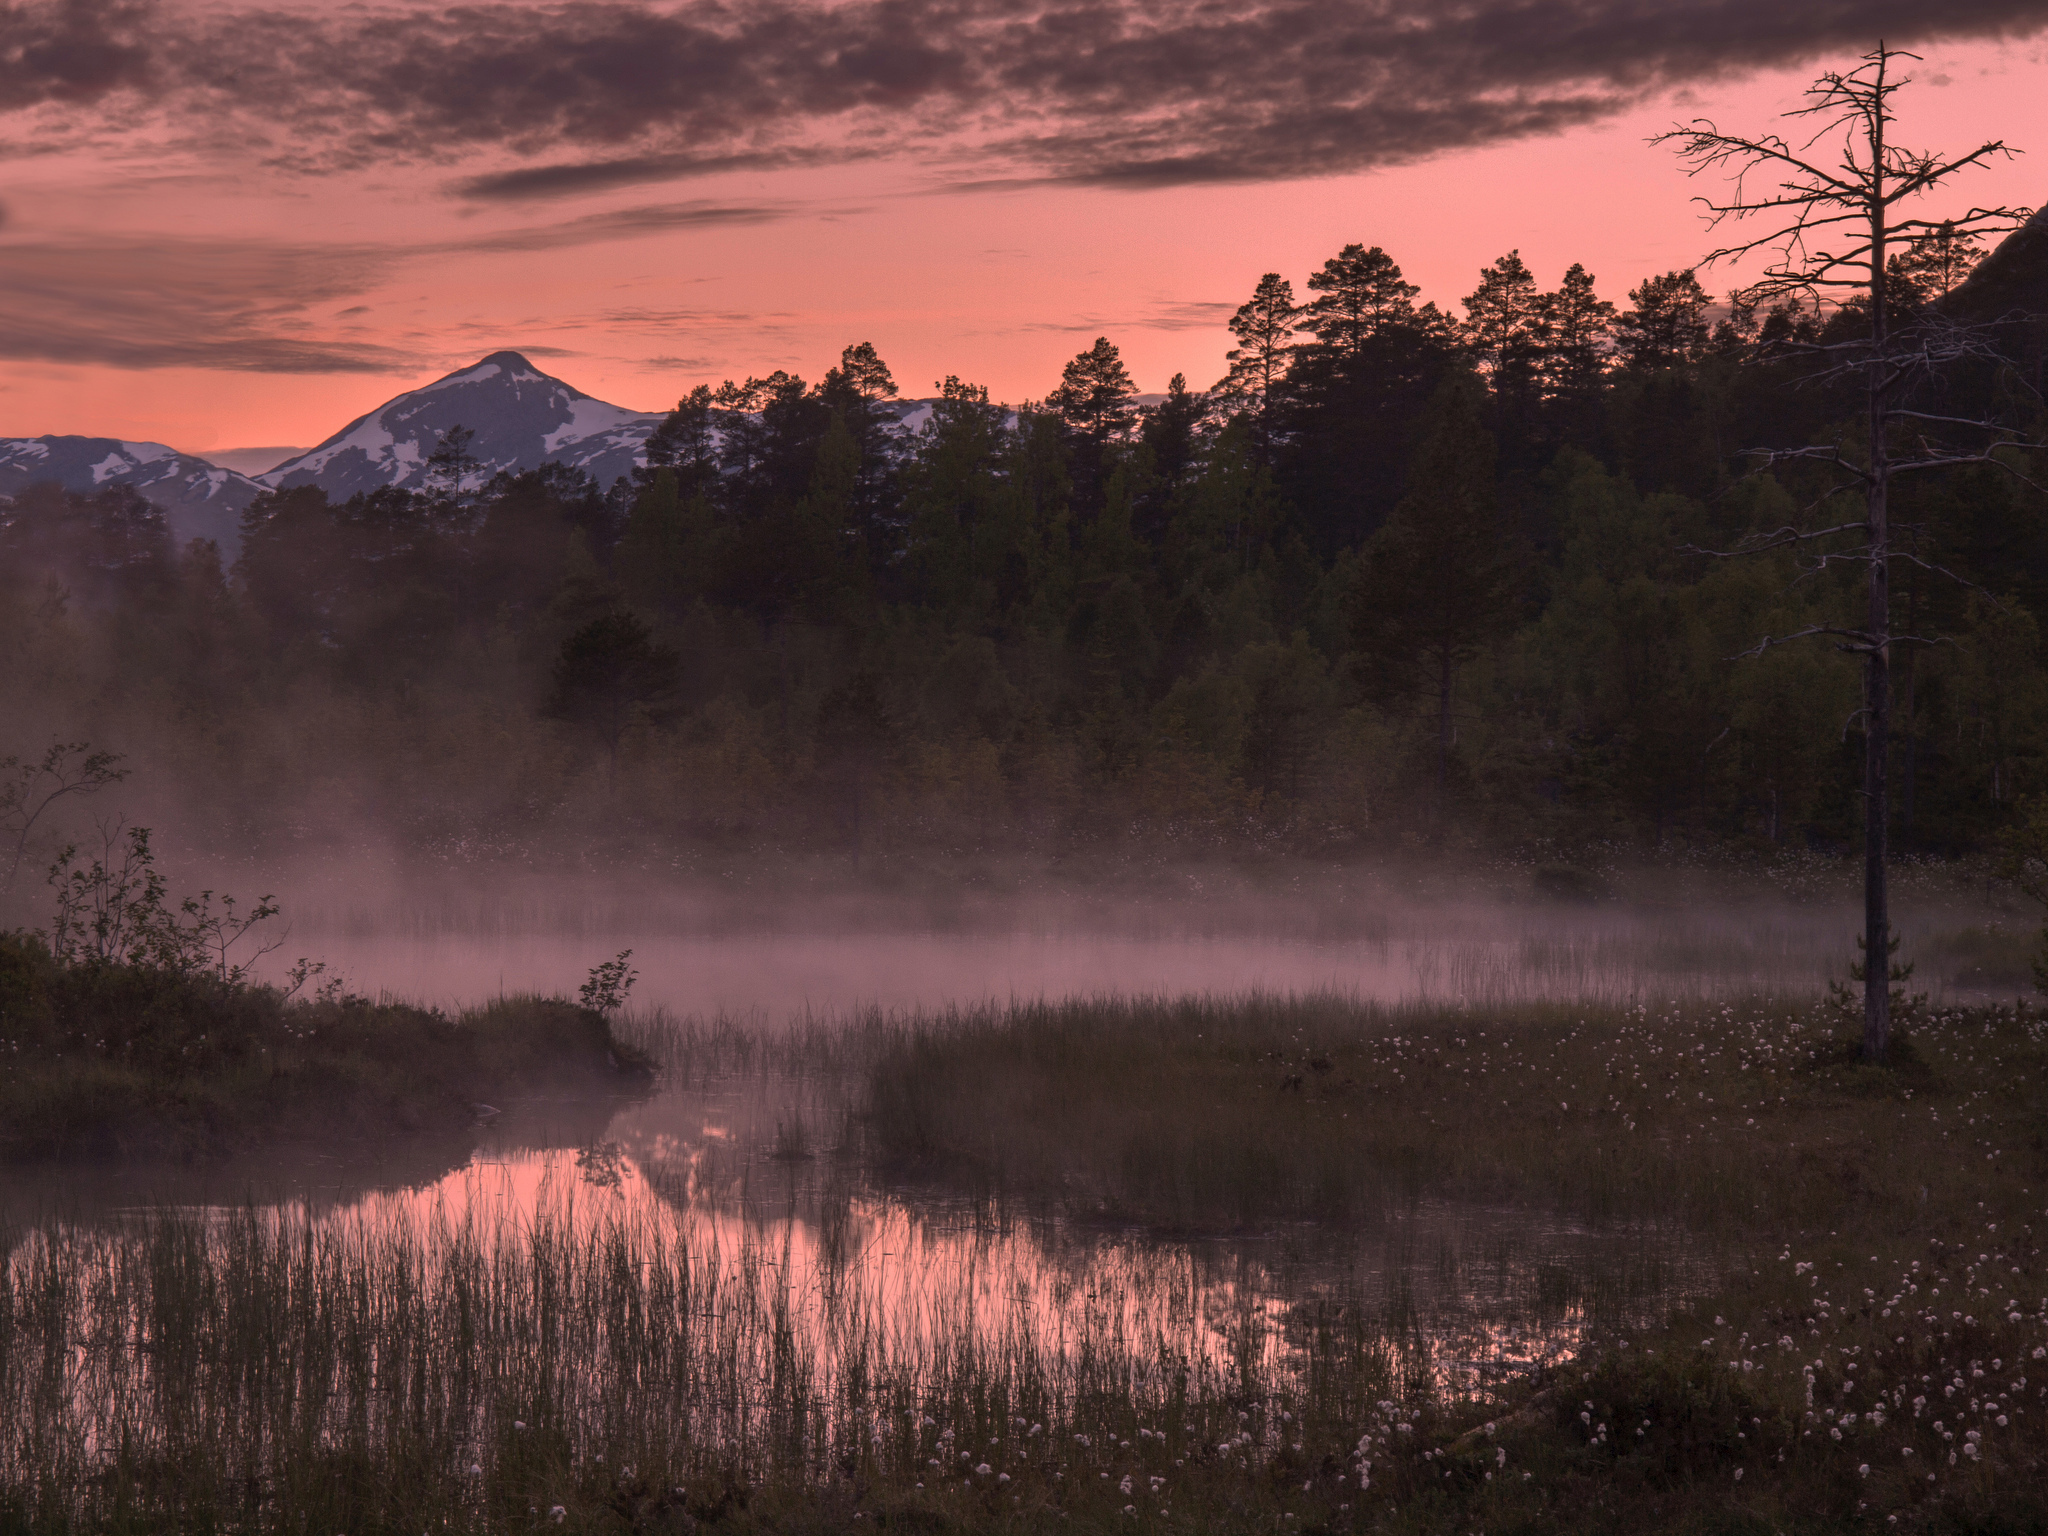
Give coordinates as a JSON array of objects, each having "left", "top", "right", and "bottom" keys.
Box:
[{"left": 1, "top": 3, "right": 2042, "bottom": 454}]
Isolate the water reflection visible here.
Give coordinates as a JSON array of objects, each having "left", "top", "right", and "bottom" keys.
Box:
[{"left": 6, "top": 1069, "right": 1703, "bottom": 1451}]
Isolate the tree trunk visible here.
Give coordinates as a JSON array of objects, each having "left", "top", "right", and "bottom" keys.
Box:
[
  {"left": 1863, "top": 119, "right": 1893, "bottom": 1064},
  {"left": 1900, "top": 577, "right": 1918, "bottom": 837},
  {"left": 1863, "top": 551, "right": 1891, "bottom": 1062},
  {"left": 1436, "top": 643, "right": 1453, "bottom": 833}
]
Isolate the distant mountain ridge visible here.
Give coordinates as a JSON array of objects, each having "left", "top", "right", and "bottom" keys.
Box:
[
  {"left": 2, "top": 350, "right": 1106, "bottom": 552},
  {"left": 0, "top": 353, "right": 677, "bottom": 550},
  {"left": 0, "top": 437, "right": 265, "bottom": 549}
]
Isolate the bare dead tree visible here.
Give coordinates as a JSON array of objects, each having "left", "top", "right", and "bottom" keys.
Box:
[{"left": 1656, "top": 44, "right": 2034, "bottom": 1062}]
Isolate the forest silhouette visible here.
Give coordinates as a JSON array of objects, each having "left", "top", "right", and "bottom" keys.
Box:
[{"left": 2, "top": 226, "right": 2043, "bottom": 871}]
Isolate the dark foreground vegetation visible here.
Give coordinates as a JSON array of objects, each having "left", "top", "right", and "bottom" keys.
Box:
[
  {"left": 8, "top": 992, "right": 2046, "bottom": 1534},
  {"left": 0, "top": 937, "right": 648, "bottom": 1161},
  {"left": 0, "top": 823, "right": 654, "bottom": 1161}
]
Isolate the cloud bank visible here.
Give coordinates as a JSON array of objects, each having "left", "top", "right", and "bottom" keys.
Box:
[
  {"left": 6, "top": 0, "right": 2045, "bottom": 193},
  {"left": 0, "top": 201, "right": 794, "bottom": 372},
  {"left": 0, "top": 233, "right": 410, "bottom": 371}
]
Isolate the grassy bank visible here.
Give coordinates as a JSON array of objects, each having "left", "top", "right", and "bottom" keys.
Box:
[
  {"left": 854, "top": 992, "right": 2034, "bottom": 1233},
  {"left": 0, "top": 932, "right": 654, "bottom": 1161}
]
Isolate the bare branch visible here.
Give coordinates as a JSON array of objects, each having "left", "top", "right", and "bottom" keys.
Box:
[
  {"left": 1886, "top": 454, "right": 2048, "bottom": 495},
  {"left": 1884, "top": 410, "right": 2031, "bottom": 436},
  {"left": 1886, "top": 550, "right": 2009, "bottom": 607},
  {"left": 1740, "top": 445, "right": 1874, "bottom": 482},
  {"left": 1653, "top": 122, "right": 1858, "bottom": 198},
  {"left": 1683, "top": 520, "right": 1869, "bottom": 559},
  {"left": 1727, "top": 625, "right": 1874, "bottom": 661}
]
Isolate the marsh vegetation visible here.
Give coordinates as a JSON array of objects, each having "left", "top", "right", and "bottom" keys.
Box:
[{"left": 6, "top": 984, "right": 2048, "bottom": 1534}]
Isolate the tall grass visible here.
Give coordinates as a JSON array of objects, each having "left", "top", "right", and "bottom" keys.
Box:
[{"left": 1, "top": 1167, "right": 1403, "bottom": 1532}]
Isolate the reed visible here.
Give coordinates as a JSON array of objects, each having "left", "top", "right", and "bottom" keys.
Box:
[{"left": 1, "top": 1171, "right": 1403, "bottom": 1533}]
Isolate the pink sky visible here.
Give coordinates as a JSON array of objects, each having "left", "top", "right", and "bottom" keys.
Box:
[{"left": 0, "top": 4, "right": 2042, "bottom": 457}]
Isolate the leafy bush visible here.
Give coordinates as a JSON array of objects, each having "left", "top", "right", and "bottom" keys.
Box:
[{"left": 0, "top": 829, "right": 655, "bottom": 1160}]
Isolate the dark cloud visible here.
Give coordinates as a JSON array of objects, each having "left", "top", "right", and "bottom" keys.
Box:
[
  {"left": 0, "top": 233, "right": 415, "bottom": 370},
  {"left": 19, "top": 0, "right": 2044, "bottom": 192},
  {"left": 453, "top": 149, "right": 828, "bottom": 201},
  {"left": 446, "top": 199, "right": 792, "bottom": 251},
  {"left": 0, "top": 197, "right": 808, "bottom": 372},
  {"left": 0, "top": 0, "right": 152, "bottom": 111}
]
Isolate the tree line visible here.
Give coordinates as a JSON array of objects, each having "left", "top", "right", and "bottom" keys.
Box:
[{"left": 0, "top": 220, "right": 2041, "bottom": 867}]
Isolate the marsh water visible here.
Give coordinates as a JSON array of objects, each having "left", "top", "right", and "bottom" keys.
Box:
[{"left": 0, "top": 877, "right": 2019, "bottom": 1463}]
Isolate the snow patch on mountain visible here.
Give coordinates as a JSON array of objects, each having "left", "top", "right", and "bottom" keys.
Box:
[{"left": 542, "top": 396, "right": 648, "bottom": 456}]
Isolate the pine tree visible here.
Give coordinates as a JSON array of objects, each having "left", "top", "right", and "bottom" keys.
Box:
[
  {"left": 548, "top": 610, "right": 682, "bottom": 790},
  {"left": 1136, "top": 373, "right": 1208, "bottom": 540},
  {"left": 1615, "top": 270, "right": 1712, "bottom": 370},
  {"left": 1048, "top": 337, "right": 1139, "bottom": 515},
  {"left": 1349, "top": 375, "right": 1523, "bottom": 823},
  {"left": 816, "top": 342, "right": 902, "bottom": 553},
  {"left": 1540, "top": 263, "right": 1616, "bottom": 402},
  {"left": 1461, "top": 252, "right": 1546, "bottom": 390},
  {"left": 1216, "top": 273, "right": 1300, "bottom": 460},
  {"left": 1047, "top": 337, "right": 1139, "bottom": 443},
  {"left": 424, "top": 424, "right": 483, "bottom": 508},
  {"left": 824, "top": 341, "right": 898, "bottom": 403},
  {"left": 1303, "top": 244, "right": 1420, "bottom": 357},
  {"left": 1888, "top": 220, "right": 1987, "bottom": 304},
  {"left": 615, "top": 469, "right": 696, "bottom": 612},
  {"left": 640, "top": 385, "right": 719, "bottom": 496}
]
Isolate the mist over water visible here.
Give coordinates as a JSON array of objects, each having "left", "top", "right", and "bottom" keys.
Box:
[{"left": 257, "top": 862, "right": 2016, "bottom": 1018}]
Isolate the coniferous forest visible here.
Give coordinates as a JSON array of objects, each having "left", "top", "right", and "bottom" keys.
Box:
[{"left": 4, "top": 231, "right": 2045, "bottom": 872}]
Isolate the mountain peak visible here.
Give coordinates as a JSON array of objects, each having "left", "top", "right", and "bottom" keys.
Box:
[
  {"left": 462, "top": 349, "right": 551, "bottom": 381},
  {"left": 262, "top": 352, "right": 662, "bottom": 498}
]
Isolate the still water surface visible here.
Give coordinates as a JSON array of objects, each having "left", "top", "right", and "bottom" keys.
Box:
[{"left": 7, "top": 899, "right": 1909, "bottom": 1453}]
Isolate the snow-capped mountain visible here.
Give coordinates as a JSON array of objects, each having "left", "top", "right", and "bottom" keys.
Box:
[
  {"left": 0, "top": 437, "right": 265, "bottom": 549},
  {"left": 260, "top": 352, "right": 667, "bottom": 500},
  {"left": 1, "top": 352, "right": 1006, "bottom": 555}
]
